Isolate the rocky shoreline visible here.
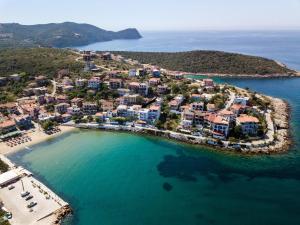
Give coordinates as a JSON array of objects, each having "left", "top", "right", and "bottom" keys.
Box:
[
  {"left": 53, "top": 205, "right": 73, "bottom": 225},
  {"left": 249, "top": 97, "right": 292, "bottom": 154}
]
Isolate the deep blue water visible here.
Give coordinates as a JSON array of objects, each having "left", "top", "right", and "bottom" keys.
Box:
[
  {"left": 8, "top": 31, "right": 300, "bottom": 225},
  {"left": 76, "top": 31, "right": 300, "bottom": 70}
]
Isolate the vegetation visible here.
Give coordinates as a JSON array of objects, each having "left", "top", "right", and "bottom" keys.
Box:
[
  {"left": 0, "top": 48, "right": 82, "bottom": 77},
  {"left": 0, "top": 208, "right": 10, "bottom": 225},
  {"left": 249, "top": 94, "right": 271, "bottom": 110},
  {"left": 41, "top": 120, "right": 57, "bottom": 130},
  {"left": 0, "top": 22, "right": 142, "bottom": 48},
  {"left": 115, "top": 51, "right": 295, "bottom": 75},
  {"left": 209, "top": 94, "right": 228, "bottom": 109},
  {"left": 0, "top": 48, "right": 83, "bottom": 103},
  {"left": 0, "top": 159, "right": 9, "bottom": 173}
]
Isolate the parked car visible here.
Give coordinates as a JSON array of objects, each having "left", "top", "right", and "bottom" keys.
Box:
[
  {"left": 27, "top": 201, "right": 37, "bottom": 208},
  {"left": 21, "top": 191, "right": 30, "bottom": 197},
  {"left": 6, "top": 212, "right": 12, "bottom": 219},
  {"left": 25, "top": 195, "right": 33, "bottom": 201},
  {"left": 8, "top": 185, "right": 15, "bottom": 190}
]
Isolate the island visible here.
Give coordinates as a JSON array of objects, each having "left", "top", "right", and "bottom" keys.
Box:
[
  {"left": 0, "top": 22, "right": 142, "bottom": 48},
  {"left": 0, "top": 48, "right": 292, "bottom": 224}
]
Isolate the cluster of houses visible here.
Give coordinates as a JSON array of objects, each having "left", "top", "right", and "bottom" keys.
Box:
[
  {"left": 177, "top": 81, "right": 260, "bottom": 139},
  {"left": 0, "top": 51, "right": 262, "bottom": 143},
  {"left": 0, "top": 102, "right": 33, "bottom": 139},
  {"left": 49, "top": 68, "right": 167, "bottom": 125}
]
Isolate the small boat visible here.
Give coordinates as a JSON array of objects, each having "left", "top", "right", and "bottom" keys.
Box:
[{"left": 25, "top": 146, "right": 32, "bottom": 150}]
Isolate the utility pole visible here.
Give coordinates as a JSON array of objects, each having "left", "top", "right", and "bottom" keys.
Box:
[{"left": 21, "top": 178, "right": 25, "bottom": 191}]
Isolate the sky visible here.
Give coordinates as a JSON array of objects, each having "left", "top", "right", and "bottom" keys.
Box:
[{"left": 0, "top": 0, "right": 300, "bottom": 31}]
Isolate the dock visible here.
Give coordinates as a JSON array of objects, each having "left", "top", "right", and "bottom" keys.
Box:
[{"left": 0, "top": 156, "right": 71, "bottom": 225}]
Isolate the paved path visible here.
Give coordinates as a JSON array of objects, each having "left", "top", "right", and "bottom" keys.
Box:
[
  {"left": 50, "top": 79, "right": 56, "bottom": 97},
  {"left": 225, "top": 91, "right": 235, "bottom": 109}
]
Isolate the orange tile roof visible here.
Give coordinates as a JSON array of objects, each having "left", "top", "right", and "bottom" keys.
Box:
[
  {"left": 0, "top": 120, "right": 16, "bottom": 128},
  {"left": 0, "top": 103, "right": 16, "bottom": 108},
  {"left": 237, "top": 114, "right": 259, "bottom": 123},
  {"left": 205, "top": 113, "right": 228, "bottom": 125},
  {"left": 150, "top": 105, "right": 160, "bottom": 111},
  {"left": 230, "top": 104, "right": 245, "bottom": 111},
  {"left": 219, "top": 109, "right": 234, "bottom": 116}
]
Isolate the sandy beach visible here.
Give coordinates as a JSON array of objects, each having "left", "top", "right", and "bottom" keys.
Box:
[{"left": 0, "top": 125, "right": 77, "bottom": 155}]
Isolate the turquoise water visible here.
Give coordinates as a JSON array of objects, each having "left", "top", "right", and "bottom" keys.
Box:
[
  {"left": 8, "top": 77, "right": 300, "bottom": 225},
  {"left": 9, "top": 31, "right": 300, "bottom": 224}
]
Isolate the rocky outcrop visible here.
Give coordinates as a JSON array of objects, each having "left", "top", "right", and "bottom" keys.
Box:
[
  {"left": 53, "top": 205, "right": 73, "bottom": 225},
  {"left": 245, "top": 97, "right": 291, "bottom": 153}
]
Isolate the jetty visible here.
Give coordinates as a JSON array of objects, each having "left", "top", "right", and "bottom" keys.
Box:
[{"left": 0, "top": 156, "right": 71, "bottom": 225}]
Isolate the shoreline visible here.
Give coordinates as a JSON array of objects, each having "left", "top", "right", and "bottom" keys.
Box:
[
  {"left": 0, "top": 97, "right": 291, "bottom": 157},
  {"left": 0, "top": 125, "right": 77, "bottom": 155},
  {"left": 182, "top": 72, "right": 300, "bottom": 78},
  {"left": 61, "top": 94, "right": 291, "bottom": 155},
  {"left": 0, "top": 155, "right": 72, "bottom": 225}
]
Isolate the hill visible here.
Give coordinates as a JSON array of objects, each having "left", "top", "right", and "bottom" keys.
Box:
[
  {"left": 0, "top": 22, "right": 142, "bottom": 48},
  {"left": 0, "top": 48, "right": 83, "bottom": 103},
  {"left": 114, "top": 51, "right": 296, "bottom": 76},
  {"left": 0, "top": 48, "right": 82, "bottom": 77}
]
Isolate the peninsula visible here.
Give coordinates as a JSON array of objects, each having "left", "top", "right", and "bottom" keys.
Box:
[
  {"left": 0, "top": 48, "right": 292, "bottom": 224},
  {"left": 0, "top": 48, "right": 290, "bottom": 155},
  {"left": 0, "top": 22, "right": 142, "bottom": 48},
  {"left": 114, "top": 51, "right": 298, "bottom": 77}
]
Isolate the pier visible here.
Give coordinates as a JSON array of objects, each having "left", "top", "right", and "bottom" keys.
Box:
[{"left": 0, "top": 156, "right": 70, "bottom": 225}]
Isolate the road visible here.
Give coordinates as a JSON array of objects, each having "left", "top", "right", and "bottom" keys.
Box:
[
  {"left": 225, "top": 91, "right": 235, "bottom": 109},
  {"left": 50, "top": 79, "right": 56, "bottom": 97}
]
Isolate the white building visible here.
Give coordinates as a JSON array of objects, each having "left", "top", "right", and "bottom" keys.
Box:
[
  {"left": 88, "top": 77, "right": 101, "bottom": 89},
  {"left": 117, "top": 105, "right": 128, "bottom": 117},
  {"left": 233, "top": 96, "right": 249, "bottom": 106},
  {"left": 128, "top": 69, "right": 137, "bottom": 77},
  {"left": 75, "top": 78, "right": 87, "bottom": 87},
  {"left": 138, "top": 83, "right": 149, "bottom": 96},
  {"left": 148, "top": 105, "right": 161, "bottom": 121},
  {"left": 138, "top": 109, "right": 149, "bottom": 121},
  {"left": 117, "top": 88, "right": 130, "bottom": 96},
  {"left": 236, "top": 114, "right": 259, "bottom": 135},
  {"left": 67, "top": 106, "right": 81, "bottom": 115}
]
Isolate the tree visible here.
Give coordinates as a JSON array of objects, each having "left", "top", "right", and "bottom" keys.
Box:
[
  {"left": 113, "top": 117, "right": 127, "bottom": 125},
  {"left": 41, "top": 120, "right": 55, "bottom": 131},
  {"left": 87, "top": 115, "right": 94, "bottom": 122},
  {"left": 232, "top": 125, "right": 243, "bottom": 139}
]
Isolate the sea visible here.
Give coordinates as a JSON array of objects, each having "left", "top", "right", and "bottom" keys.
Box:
[{"left": 8, "top": 31, "right": 300, "bottom": 225}]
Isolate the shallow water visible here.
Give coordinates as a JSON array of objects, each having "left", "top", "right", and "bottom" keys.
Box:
[
  {"left": 9, "top": 31, "right": 300, "bottom": 225},
  {"left": 8, "top": 77, "right": 300, "bottom": 225}
]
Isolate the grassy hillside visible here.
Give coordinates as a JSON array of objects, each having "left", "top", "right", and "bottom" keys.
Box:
[
  {"left": 115, "top": 51, "right": 295, "bottom": 75},
  {"left": 0, "top": 22, "right": 142, "bottom": 48},
  {"left": 0, "top": 48, "right": 82, "bottom": 77},
  {"left": 0, "top": 48, "right": 83, "bottom": 103}
]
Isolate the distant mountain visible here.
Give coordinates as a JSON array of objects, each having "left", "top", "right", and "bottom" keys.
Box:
[{"left": 0, "top": 22, "right": 142, "bottom": 48}]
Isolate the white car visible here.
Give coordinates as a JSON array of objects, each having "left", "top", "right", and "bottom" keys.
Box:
[{"left": 21, "top": 191, "right": 30, "bottom": 197}]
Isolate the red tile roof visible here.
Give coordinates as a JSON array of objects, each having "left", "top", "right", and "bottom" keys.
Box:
[{"left": 237, "top": 114, "right": 259, "bottom": 123}]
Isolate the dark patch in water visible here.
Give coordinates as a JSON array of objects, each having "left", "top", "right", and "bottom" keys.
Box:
[
  {"left": 163, "top": 182, "right": 173, "bottom": 192},
  {"left": 157, "top": 153, "right": 235, "bottom": 182},
  {"left": 157, "top": 151, "right": 300, "bottom": 183}
]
